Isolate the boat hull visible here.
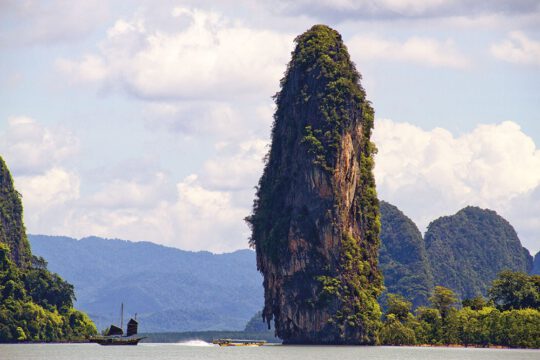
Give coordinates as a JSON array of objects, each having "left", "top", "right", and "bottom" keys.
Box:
[
  {"left": 89, "top": 336, "right": 144, "bottom": 346},
  {"left": 212, "top": 339, "right": 266, "bottom": 347}
]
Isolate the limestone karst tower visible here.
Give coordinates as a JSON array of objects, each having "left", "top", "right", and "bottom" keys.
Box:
[
  {"left": 0, "top": 156, "right": 31, "bottom": 267},
  {"left": 247, "top": 25, "right": 382, "bottom": 344}
]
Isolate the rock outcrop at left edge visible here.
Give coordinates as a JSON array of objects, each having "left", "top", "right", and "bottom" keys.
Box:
[{"left": 0, "top": 156, "right": 31, "bottom": 267}]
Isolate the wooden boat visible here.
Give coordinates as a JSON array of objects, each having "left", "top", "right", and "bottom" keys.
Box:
[
  {"left": 89, "top": 334, "right": 144, "bottom": 346},
  {"left": 89, "top": 304, "right": 145, "bottom": 346},
  {"left": 212, "top": 339, "right": 267, "bottom": 347}
]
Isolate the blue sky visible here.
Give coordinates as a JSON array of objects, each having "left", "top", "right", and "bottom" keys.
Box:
[{"left": 1, "top": 0, "right": 539, "bottom": 254}]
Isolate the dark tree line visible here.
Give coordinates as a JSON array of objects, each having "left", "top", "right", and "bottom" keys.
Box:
[
  {"left": 0, "top": 244, "right": 96, "bottom": 342},
  {"left": 379, "top": 271, "right": 540, "bottom": 348}
]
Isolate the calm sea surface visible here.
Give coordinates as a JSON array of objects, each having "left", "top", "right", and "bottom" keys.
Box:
[{"left": 1, "top": 343, "right": 539, "bottom": 360}]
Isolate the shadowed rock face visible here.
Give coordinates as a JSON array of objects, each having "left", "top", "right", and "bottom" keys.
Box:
[
  {"left": 379, "top": 201, "right": 433, "bottom": 308},
  {"left": 0, "top": 156, "right": 31, "bottom": 267},
  {"left": 247, "top": 25, "right": 382, "bottom": 344}
]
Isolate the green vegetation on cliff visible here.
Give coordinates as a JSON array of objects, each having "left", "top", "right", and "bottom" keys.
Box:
[
  {"left": 247, "top": 25, "right": 382, "bottom": 344},
  {"left": 0, "top": 156, "right": 96, "bottom": 342},
  {"left": 379, "top": 203, "right": 534, "bottom": 309},
  {"left": 425, "top": 206, "right": 532, "bottom": 300},
  {"left": 379, "top": 201, "right": 433, "bottom": 308},
  {"left": 0, "top": 244, "right": 96, "bottom": 341},
  {"left": 0, "top": 157, "right": 31, "bottom": 267},
  {"left": 488, "top": 270, "right": 540, "bottom": 311}
]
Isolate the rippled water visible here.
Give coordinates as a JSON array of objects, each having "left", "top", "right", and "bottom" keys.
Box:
[{"left": 1, "top": 343, "right": 538, "bottom": 360}]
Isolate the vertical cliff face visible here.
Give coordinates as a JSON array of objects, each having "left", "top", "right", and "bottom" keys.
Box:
[
  {"left": 247, "top": 25, "right": 382, "bottom": 344},
  {"left": 0, "top": 156, "right": 31, "bottom": 267},
  {"left": 379, "top": 201, "right": 433, "bottom": 308}
]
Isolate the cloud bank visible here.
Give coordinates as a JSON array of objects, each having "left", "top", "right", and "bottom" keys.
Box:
[
  {"left": 57, "top": 7, "right": 293, "bottom": 100},
  {"left": 348, "top": 35, "right": 470, "bottom": 69},
  {"left": 272, "top": 0, "right": 540, "bottom": 21},
  {"left": 0, "top": 117, "right": 79, "bottom": 175},
  {"left": 2, "top": 117, "right": 538, "bottom": 254},
  {"left": 0, "top": 0, "right": 109, "bottom": 46},
  {"left": 0, "top": 117, "right": 267, "bottom": 253},
  {"left": 491, "top": 31, "right": 540, "bottom": 66},
  {"left": 373, "top": 119, "right": 540, "bottom": 253},
  {"left": 1, "top": 3, "right": 538, "bottom": 256}
]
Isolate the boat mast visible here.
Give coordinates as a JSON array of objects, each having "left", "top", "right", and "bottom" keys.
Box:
[{"left": 121, "top": 303, "right": 124, "bottom": 330}]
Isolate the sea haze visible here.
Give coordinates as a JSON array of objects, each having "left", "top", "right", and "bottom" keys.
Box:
[{"left": 28, "top": 235, "right": 263, "bottom": 333}]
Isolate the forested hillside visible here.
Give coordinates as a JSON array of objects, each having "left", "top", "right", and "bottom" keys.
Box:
[
  {"left": 0, "top": 157, "right": 96, "bottom": 342},
  {"left": 425, "top": 206, "right": 532, "bottom": 299}
]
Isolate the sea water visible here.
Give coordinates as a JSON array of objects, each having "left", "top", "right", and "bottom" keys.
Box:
[{"left": 0, "top": 343, "right": 538, "bottom": 360}]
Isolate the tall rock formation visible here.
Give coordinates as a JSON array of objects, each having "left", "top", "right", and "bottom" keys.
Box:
[
  {"left": 425, "top": 206, "right": 533, "bottom": 300},
  {"left": 247, "top": 25, "right": 382, "bottom": 344},
  {"left": 0, "top": 156, "right": 96, "bottom": 342},
  {"left": 0, "top": 156, "right": 31, "bottom": 267},
  {"left": 379, "top": 201, "right": 433, "bottom": 308}
]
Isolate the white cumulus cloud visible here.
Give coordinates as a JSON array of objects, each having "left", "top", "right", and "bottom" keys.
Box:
[
  {"left": 86, "top": 171, "right": 174, "bottom": 209},
  {"left": 56, "top": 7, "right": 293, "bottom": 100},
  {"left": 373, "top": 119, "right": 540, "bottom": 253},
  {"left": 0, "top": 0, "right": 109, "bottom": 46},
  {"left": 0, "top": 117, "right": 82, "bottom": 235},
  {"left": 14, "top": 167, "right": 80, "bottom": 228},
  {"left": 0, "top": 117, "right": 263, "bottom": 252},
  {"left": 201, "top": 139, "right": 268, "bottom": 191},
  {"left": 0, "top": 116, "right": 79, "bottom": 175},
  {"left": 348, "top": 35, "right": 470, "bottom": 69},
  {"left": 491, "top": 31, "right": 540, "bottom": 66},
  {"left": 15, "top": 167, "right": 80, "bottom": 207},
  {"left": 169, "top": 174, "right": 250, "bottom": 252},
  {"left": 3, "top": 116, "right": 539, "bottom": 254},
  {"left": 52, "top": 172, "right": 252, "bottom": 253}
]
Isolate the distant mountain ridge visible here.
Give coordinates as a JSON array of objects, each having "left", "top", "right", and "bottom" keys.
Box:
[
  {"left": 30, "top": 206, "right": 535, "bottom": 332},
  {"left": 29, "top": 235, "right": 263, "bottom": 333}
]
